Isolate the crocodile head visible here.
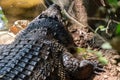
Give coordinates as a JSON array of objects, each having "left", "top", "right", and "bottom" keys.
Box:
[
  {"left": 37, "top": 4, "right": 75, "bottom": 48},
  {"left": 37, "top": 4, "right": 62, "bottom": 22},
  {"left": 20, "top": 4, "right": 75, "bottom": 50}
]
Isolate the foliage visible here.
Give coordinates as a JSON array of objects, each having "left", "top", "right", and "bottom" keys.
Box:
[
  {"left": 115, "top": 24, "right": 120, "bottom": 36},
  {"left": 107, "top": 0, "right": 118, "bottom": 8},
  {"left": 101, "top": 42, "right": 112, "bottom": 49},
  {"left": 0, "top": 7, "right": 8, "bottom": 30},
  {"left": 76, "top": 47, "right": 108, "bottom": 65},
  {"left": 98, "top": 57, "right": 108, "bottom": 65},
  {"left": 107, "top": 0, "right": 120, "bottom": 36},
  {"left": 95, "top": 25, "right": 106, "bottom": 33}
]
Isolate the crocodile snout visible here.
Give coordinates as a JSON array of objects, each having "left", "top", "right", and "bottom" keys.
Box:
[{"left": 38, "top": 4, "right": 62, "bottom": 21}]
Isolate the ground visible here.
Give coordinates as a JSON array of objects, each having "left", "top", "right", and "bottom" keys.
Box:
[
  {"left": 69, "top": 0, "right": 120, "bottom": 80},
  {"left": 0, "top": 0, "right": 120, "bottom": 80},
  {"left": 70, "top": 22, "right": 120, "bottom": 80}
]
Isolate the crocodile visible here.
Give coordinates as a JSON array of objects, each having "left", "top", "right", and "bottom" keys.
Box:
[{"left": 0, "top": 4, "right": 103, "bottom": 80}]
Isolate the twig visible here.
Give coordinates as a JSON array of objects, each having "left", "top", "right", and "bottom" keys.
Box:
[
  {"left": 0, "top": 31, "right": 15, "bottom": 38},
  {"left": 63, "top": 9, "right": 86, "bottom": 27},
  {"left": 64, "top": 9, "right": 107, "bottom": 42},
  {"left": 88, "top": 17, "right": 120, "bottom": 24},
  {"left": 106, "top": 19, "right": 112, "bottom": 34},
  {"left": 100, "top": 0, "right": 106, "bottom": 6},
  {"left": 58, "top": 0, "right": 107, "bottom": 42},
  {"left": 40, "top": 0, "right": 47, "bottom": 9}
]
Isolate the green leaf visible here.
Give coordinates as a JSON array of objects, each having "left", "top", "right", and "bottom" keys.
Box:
[
  {"left": 115, "top": 24, "right": 120, "bottom": 36},
  {"left": 101, "top": 42, "right": 112, "bottom": 49},
  {"left": 95, "top": 51, "right": 103, "bottom": 57},
  {"left": 98, "top": 57, "right": 108, "bottom": 65},
  {"left": 95, "top": 25, "right": 106, "bottom": 33},
  {"left": 107, "top": 0, "right": 118, "bottom": 7},
  {"left": 76, "top": 47, "right": 86, "bottom": 53},
  {"left": 108, "top": 0, "right": 118, "bottom": 4},
  {"left": 0, "top": 7, "right": 8, "bottom": 28},
  {"left": 0, "top": 7, "right": 4, "bottom": 16}
]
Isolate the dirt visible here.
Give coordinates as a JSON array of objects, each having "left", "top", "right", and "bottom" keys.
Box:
[
  {"left": 0, "top": 0, "right": 120, "bottom": 80},
  {"left": 1, "top": 23, "right": 119, "bottom": 80},
  {"left": 69, "top": 23, "right": 120, "bottom": 80},
  {"left": 69, "top": 0, "right": 120, "bottom": 80}
]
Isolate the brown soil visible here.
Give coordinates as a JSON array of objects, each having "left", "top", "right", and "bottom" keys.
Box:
[
  {"left": 69, "top": 0, "right": 120, "bottom": 80},
  {"left": 0, "top": 0, "right": 120, "bottom": 80}
]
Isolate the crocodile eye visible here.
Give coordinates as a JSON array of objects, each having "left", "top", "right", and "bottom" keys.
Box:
[
  {"left": 38, "top": 14, "right": 47, "bottom": 19},
  {"left": 34, "top": 30, "right": 36, "bottom": 33},
  {"left": 49, "top": 15, "right": 58, "bottom": 20}
]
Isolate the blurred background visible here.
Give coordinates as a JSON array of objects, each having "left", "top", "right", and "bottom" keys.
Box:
[{"left": 0, "top": 0, "right": 46, "bottom": 27}]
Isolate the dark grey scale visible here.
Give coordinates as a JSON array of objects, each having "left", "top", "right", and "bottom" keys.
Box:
[
  {"left": 17, "top": 61, "right": 26, "bottom": 68},
  {"left": 31, "top": 51, "right": 40, "bottom": 56},
  {"left": 0, "top": 44, "right": 32, "bottom": 75},
  {"left": 20, "top": 57, "right": 29, "bottom": 63},
  {"left": 5, "top": 72, "right": 16, "bottom": 78},
  {"left": 0, "top": 66, "right": 11, "bottom": 75},
  {"left": 31, "top": 57, "right": 40, "bottom": 62},
  {"left": 0, "top": 59, "right": 13, "bottom": 70},
  {"left": 6, "top": 44, "right": 16, "bottom": 49},
  {"left": 14, "top": 77, "right": 23, "bottom": 80},
  {"left": 24, "top": 54, "right": 33, "bottom": 59},
  {"left": 2, "top": 76, "right": 12, "bottom": 80},
  {"left": 2, "top": 48, "right": 11, "bottom": 53},
  {"left": 4, "top": 56, "right": 14, "bottom": 60},
  {"left": 1, "top": 52, "right": 9, "bottom": 56},
  {"left": 13, "top": 54, "right": 22, "bottom": 60},
  {"left": 43, "top": 51, "right": 50, "bottom": 60},
  {"left": 17, "top": 38, "right": 26, "bottom": 41},
  {"left": 0, "top": 54, "right": 21, "bottom": 68},
  {"left": 4, "top": 67, "right": 11, "bottom": 72},
  {"left": 15, "top": 44, "right": 25, "bottom": 48},
  {"left": 14, "top": 66, "right": 24, "bottom": 72},
  {"left": 1, "top": 53, "right": 10, "bottom": 59},
  {"left": 9, "top": 51, "right": 18, "bottom": 56},
  {"left": 10, "top": 59, "right": 19, "bottom": 65},
  {"left": 31, "top": 44, "right": 43, "bottom": 52},
  {"left": 19, "top": 52, "right": 33, "bottom": 64},
  {"left": 12, "top": 54, "right": 34, "bottom": 78},
  {"left": 0, "top": 59, "right": 9, "bottom": 63},
  {"left": 37, "top": 52, "right": 56, "bottom": 79},
  {"left": 24, "top": 45, "right": 33, "bottom": 49},
  {"left": 43, "top": 63, "right": 52, "bottom": 77},
  {"left": 31, "top": 46, "right": 41, "bottom": 52},
  {"left": 10, "top": 69, "right": 19, "bottom": 75},
  {"left": 15, "top": 52, "right": 39, "bottom": 79},
  {"left": 17, "top": 78, "right": 23, "bottom": 80},
  {"left": 6, "top": 60, "right": 20, "bottom": 69},
  {"left": 28, "top": 60, "right": 37, "bottom": 66},
  {"left": 19, "top": 48, "right": 29, "bottom": 54},
  {"left": 2, "top": 59, "right": 17, "bottom": 69},
  {"left": 28, "top": 40, "right": 37, "bottom": 45},
  {"left": 19, "top": 40, "right": 30, "bottom": 45},
  {"left": 22, "top": 70, "right": 32, "bottom": 76},
  {"left": 39, "top": 46, "right": 51, "bottom": 60},
  {"left": 45, "top": 63, "right": 52, "bottom": 74},
  {"left": 10, "top": 48, "right": 20, "bottom": 52},
  {"left": 41, "top": 51, "right": 50, "bottom": 60},
  {"left": 17, "top": 52, "right": 26, "bottom": 57},
  {"left": 6, "top": 62, "right": 16, "bottom": 68},
  {"left": 39, "top": 68, "right": 47, "bottom": 79},
  {"left": 16, "top": 74, "right": 26, "bottom": 80},
  {"left": 0, "top": 63, "right": 5, "bottom": 67},
  {"left": 25, "top": 65, "right": 34, "bottom": 71},
  {"left": 0, "top": 56, "right": 4, "bottom": 59}
]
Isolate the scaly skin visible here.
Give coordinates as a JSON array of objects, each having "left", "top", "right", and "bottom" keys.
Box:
[{"left": 0, "top": 4, "right": 102, "bottom": 80}]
